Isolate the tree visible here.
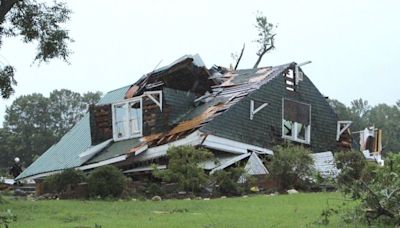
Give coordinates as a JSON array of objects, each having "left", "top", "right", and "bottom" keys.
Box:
[
  {"left": 0, "top": 89, "right": 101, "bottom": 169},
  {"left": 329, "top": 98, "right": 400, "bottom": 152},
  {"left": 48, "top": 90, "right": 102, "bottom": 138},
  {"left": 368, "top": 104, "right": 400, "bottom": 152},
  {"left": 253, "top": 12, "right": 277, "bottom": 68},
  {"left": 0, "top": 0, "right": 72, "bottom": 98},
  {"left": 2, "top": 93, "right": 56, "bottom": 167},
  {"left": 337, "top": 153, "right": 400, "bottom": 226}
]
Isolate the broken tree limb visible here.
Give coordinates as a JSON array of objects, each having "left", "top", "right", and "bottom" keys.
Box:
[{"left": 234, "top": 43, "right": 245, "bottom": 70}]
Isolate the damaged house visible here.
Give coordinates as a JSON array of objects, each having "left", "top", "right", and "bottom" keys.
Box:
[{"left": 16, "top": 54, "right": 346, "bottom": 183}]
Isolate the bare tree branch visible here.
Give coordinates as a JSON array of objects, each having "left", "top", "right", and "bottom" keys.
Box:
[{"left": 234, "top": 43, "right": 245, "bottom": 70}]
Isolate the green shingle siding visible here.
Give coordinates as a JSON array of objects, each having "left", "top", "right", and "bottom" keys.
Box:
[{"left": 202, "top": 68, "right": 338, "bottom": 152}]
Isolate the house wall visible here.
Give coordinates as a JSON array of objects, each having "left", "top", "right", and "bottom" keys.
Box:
[
  {"left": 201, "top": 67, "right": 338, "bottom": 152},
  {"left": 142, "top": 87, "right": 197, "bottom": 136}
]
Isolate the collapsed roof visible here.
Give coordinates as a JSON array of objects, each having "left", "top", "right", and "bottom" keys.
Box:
[{"left": 17, "top": 54, "right": 336, "bottom": 180}]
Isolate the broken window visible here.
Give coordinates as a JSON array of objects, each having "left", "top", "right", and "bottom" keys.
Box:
[
  {"left": 285, "top": 69, "right": 295, "bottom": 91},
  {"left": 282, "top": 99, "right": 311, "bottom": 144},
  {"left": 112, "top": 97, "right": 143, "bottom": 141}
]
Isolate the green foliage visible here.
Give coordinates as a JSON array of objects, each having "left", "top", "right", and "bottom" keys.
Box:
[
  {"left": 329, "top": 98, "right": 400, "bottom": 152},
  {"left": 88, "top": 166, "right": 125, "bottom": 198},
  {"left": 212, "top": 167, "right": 246, "bottom": 195},
  {"left": 268, "top": 144, "right": 314, "bottom": 191},
  {"left": 253, "top": 11, "right": 277, "bottom": 68},
  {"left": 153, "top": 146, "right": 214, "bottom": 193},
  {"left": 0, "top": 0, "right": 72, "bottom": 99},
  {"left": 0, "top": 89, "right": 102, "bottom": 169},
  {"left": 147, "top": 183, "right": 165, "bottom": 197},
  {"left": 0, "top": 66, "right": 15, "bottom": 99},
  {"left": 43, "top": 169, "right": 86, "bottom": 194},
  {"left": 337, "top": 153, "right": 400, "bottom": 226},
  {"left": 0, "top": 209, "right": 16, "bottom": 227},
  {"left": 335, "top": 151, "right": 366, "bottom": 191}
]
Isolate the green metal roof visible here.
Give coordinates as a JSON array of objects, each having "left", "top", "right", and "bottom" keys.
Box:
[
  {"left": 16, "top": 86, "right": 130, "bottom": 180},
  {"left": 87, "top": 138, "right": 142, "bottom": 164}
]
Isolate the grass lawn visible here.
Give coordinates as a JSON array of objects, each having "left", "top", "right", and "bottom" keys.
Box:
[{"left": 1, "top": 192, "right": 363, "bottom": 228}]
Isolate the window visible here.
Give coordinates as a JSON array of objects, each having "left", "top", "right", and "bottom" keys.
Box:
[
  {"left": 282, "top": 99, "right": 311, "bottom": 144},
  {"left": 112, "top": 97, "right": 143, "bottom": 141}
]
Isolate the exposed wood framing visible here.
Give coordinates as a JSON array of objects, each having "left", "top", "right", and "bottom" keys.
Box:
[
  {"left": 144, "top": 91, "right": 163, "bottom": 111},
  {"left": 336, "top": 120, "right": 352, "bottom": 141}
]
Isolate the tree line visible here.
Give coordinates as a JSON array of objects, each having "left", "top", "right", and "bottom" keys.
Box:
[
  {"left": 329, "top": 98, "right": 400, "bottom": 153},
  {"left": 0, "top": 89, "right": 102, "bottom": 170}
]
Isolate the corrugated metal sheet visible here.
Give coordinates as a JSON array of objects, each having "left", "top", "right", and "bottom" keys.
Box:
[
  {"left": 311, "top": 151, "right": 338, "bottom": 177},
  {"left": 16, "top": 86, "right": 129, "bottom": 180}
]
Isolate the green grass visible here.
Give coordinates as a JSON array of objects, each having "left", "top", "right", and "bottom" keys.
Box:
[{"left": 0, "top": 192, "right": 363, "bottom": 228}]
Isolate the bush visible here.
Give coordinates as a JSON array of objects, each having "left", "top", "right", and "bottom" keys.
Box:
[
  {"left": 88, "top": 166, "right": 125, "bottom": 198},
  {"left": 43, "top": 169, "right": 86, "bottom": 193},
  {"left": 212, "top": 167, "right": 246, "bottom": 195},
  {"left": 268, "top": 144, "right": 314, "bottom": 191},
  {"left": 153, "top": 146, "right": 214, "bottom": 193},
  {"left": 335, "top": 151, "right": 366, "bottom": 187},
  {"left": 0, "top": 209, "right": 16, "bottom": 227}
]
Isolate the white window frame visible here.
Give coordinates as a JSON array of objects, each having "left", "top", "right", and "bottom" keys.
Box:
[
  {"left": 281, "top": 98, "right": 311, "bottom": 144},
  {"left": 112, "top": 97, "right": 143, "bottom": 141}
]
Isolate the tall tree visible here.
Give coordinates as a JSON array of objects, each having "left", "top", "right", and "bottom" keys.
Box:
[
  {"left": 0, "top": 0, "right": 72, "bottom": 98},
  {"left": 253, "top": 12, "right": 277, "bottom": 68},
  {"left": 2, "top": 93, "right": 56, "bottom": 167},
  {"left": 49, "top": 89, "right": 102, "bottom": 137},
  {"left": 368, "top": 104, "right": 400, "bottom": 152},
  {"left": 0, "top": 89, "right": 102, "bottom": 169}
]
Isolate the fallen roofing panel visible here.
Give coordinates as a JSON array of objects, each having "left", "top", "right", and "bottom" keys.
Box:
[
  {"left": 210, "top": 153, "right": 251, "bottom": 174},
  {"left": 79, "top": 139, "right": 113, "bottom": 163},
  {"left": 123, "top": 165, "right": 166, "bottom": 174},
  {"left": 310, "top": 151, "right": 338, "bottom": 177}
]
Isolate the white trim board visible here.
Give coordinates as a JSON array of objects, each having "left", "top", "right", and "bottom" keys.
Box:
[
  {"left": 201, "top": 134, "right": 273, "bottom": 155},
  {"left": 78, "top": 155, "right": 127, "bottom": 171}
]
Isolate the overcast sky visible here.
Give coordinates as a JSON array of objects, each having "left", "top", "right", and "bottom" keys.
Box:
[{"left": 1, "top": 0, "right": 399, "bottom": 125}]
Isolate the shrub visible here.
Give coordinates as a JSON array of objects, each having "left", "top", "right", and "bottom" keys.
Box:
[
  {"left": 335, "top": 151, "right": 366, "bottom": 186},
  {"left": 0, "top": 209, "right": 16, "bottom": 227},
  {"left": 43, "top": 169, "right": 86, "bottom": 193},
  {"left": 268, "top": 144, "right": 314, "bottom": 191},
  {"left": 153, "top": 146, "right": 214, "bottom": 193},
  {"left": 88, "top": 166, "right": 125, "bottom": 198},
  {"left": 212, "top": 167, "right": 246, "bottom": 195}
]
